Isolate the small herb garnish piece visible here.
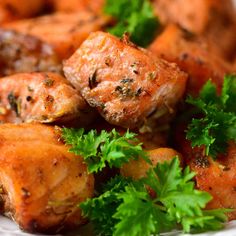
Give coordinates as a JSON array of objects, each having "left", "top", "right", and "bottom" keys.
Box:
[
  {"left": 7, "top": 92, "right": 21, "bottom": 116},
  {"left": 80, "top": 157, "right": 229, "bottom": 236},
  {"left": 61, "top": 128, "right": 149, "bottom": 173},
  {"left": 43, "top": 78, "right": 54, "bottom": 87},
  {"left": 186, "top": 75, "right": 236, "bottom": 158},
  {"left": 80, "top": 175, "right": 132, "bottom": 236},
  {"left": 104, "top": 0, "right": 159, "bottom": 47},
  {"left": 88, "top": 70, "right": 98, "bottom": 89}
]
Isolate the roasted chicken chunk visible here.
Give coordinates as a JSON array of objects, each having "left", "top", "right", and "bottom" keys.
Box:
[
  {"left": 0, "top": 123, "right": 94, "bottom": 233},
  {"left": 64, "top": 31, "right": 187, "bottom": 128},
  {"left": 0, "top": 29, "right": 61, "bottom": 76},
  {"left": 0, "top": 72, "right": 94, "bottom": 125},
  {"left": 0, "top": 0, "right": 44, "bottom": 24},
  {"left": 3, "top": 11, "right": 110, "bottom": 59},
  {"left": 149, "top": 24, "right": 233, "bottom": 95}
]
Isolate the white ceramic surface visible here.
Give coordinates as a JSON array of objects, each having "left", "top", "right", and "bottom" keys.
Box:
[{"left": 0, "top": 216, "right": 60, "bottom": 236}]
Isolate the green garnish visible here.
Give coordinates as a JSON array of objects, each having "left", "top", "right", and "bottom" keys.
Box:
[
  {"left": 80, "top": 157, "right": 228, "bottom": 236},
  {"left": 61, "top": 128, "right": 149, "bottom": 173},
  {"left": 62, "top": 128, "right": 229, "bottom": 234},
  {"left": 186, "top": 75, "right": 236, "bottom": 157},
  {"left": 80, "top": 175, "right": 132, "bottom": 236},
  {"left": 104, "top": 0, "right": 159, "bottom": 47}
]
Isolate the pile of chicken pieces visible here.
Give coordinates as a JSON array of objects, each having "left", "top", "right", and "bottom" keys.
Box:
[{"left": 0, "top": 0, "right": 235, "bottom": 234}]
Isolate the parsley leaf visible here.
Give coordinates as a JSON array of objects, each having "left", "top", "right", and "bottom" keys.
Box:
[
  {"left": 186, "top": 75, "right": 236, "bottom": 157},
  {"left": 113, "top": 185, "right": 172, "bottom": 236},
  {"left": 61, "top": 128, "right": 149, "bottom": 173},
  {"left": 222, "top": 75, "right": 236, "bottom": 113},
  {"left": 80, "top": 176, "right": 131, "bottom": 236},
  {"left": 104, "top": 0, "right": 159, "bottom": 47},
  {"left": 80, "top": 157, "right": 228, "bottom": 236}
]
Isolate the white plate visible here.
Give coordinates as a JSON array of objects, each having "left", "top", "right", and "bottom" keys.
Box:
[
  {"left": 1, "top": 216, "right": 236, "bottom": 236},
  {"left": 0, "top": 216, "right": 60, "bottom": 236}
]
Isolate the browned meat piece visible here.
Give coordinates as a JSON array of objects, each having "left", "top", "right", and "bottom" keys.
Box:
[
  {"left": 63, "top": 31, "right": 187, "bottom": 129},
  {"left": 174, "top": 124, "right": 236, "bottom": 220},
  {"left": 0, "top": 29, "right": 61, "bottom": 76},
  {"left": 137, "top": 130, "right": 168, "bottom": 150},
  {"left": 0, "top": 0, "right": 44, "bottom": 24},
  {"left": 152, "top": 0, "right": 233, "bottom": 33},
  {"left": 51, "top": 0, "right": 105, "bottom": 13},
  {"left": 0, "top": 72, "right": 95, "bottom": 125},
  {"left": 0, "top": 123, "right": 94, "bottom": 233},
  {"left": 121, "top": 148, "right": 182, "bottom": 180},
  {"left": 149, "top": 24, "right": 234, "bottom": 95},
  {"left": 152, "top": 0, "right": 236, "bottom": 59},
  {"left": 202, "top": 0, "right": 236, "bottom": 60},
  {"left": 188, "top": 143, "right": 236, "bottom": 221},
  {"left": 89, "top": 118, "right": 168, "bottom": 149},
  {"left": 3, "top": 11, "right": 110, "bottom": 59}
]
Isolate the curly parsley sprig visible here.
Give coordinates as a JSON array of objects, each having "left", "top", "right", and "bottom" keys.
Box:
[
  {"left": 186, "top": 75, "right": 236, "bottom": 158},
  {"left": 61, "top": 127, "right": 230, "bottom": 235},
  {"left": 61, "top": 128, "right": 149, "bottom": 173},
  {"left": 80, "top": 158, "right": 229, "bottom": 236},
  {"left": 104, "top": 0, "right": 159, "bottom": 47}
]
